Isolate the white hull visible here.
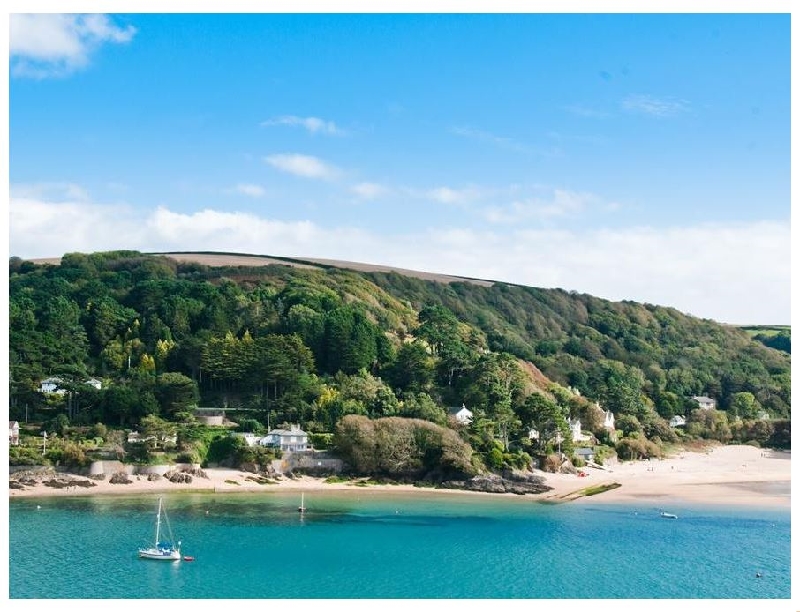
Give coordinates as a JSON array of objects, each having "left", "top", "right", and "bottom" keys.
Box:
[
  {"left": 139, "top": 498, "right": 182, "bottom": 561},
  {"left": 139, "top": 547, "right": 181, "bottom": 561}
]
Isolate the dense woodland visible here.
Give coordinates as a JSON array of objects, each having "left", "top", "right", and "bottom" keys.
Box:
[{"left": 8, "top": 251, "right": 791, "bottom": 477}]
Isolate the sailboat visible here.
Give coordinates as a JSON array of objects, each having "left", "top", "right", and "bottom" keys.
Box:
[
  {"left": 298, "top": 492, "right": 306, "bottom": 514},
  {"left": 139, "top": 497, "right": 182, "bottom": 561}
]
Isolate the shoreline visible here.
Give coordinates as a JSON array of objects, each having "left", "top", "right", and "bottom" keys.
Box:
[{"left": 8, "top": 444, "right": 790, "bottom": 509}]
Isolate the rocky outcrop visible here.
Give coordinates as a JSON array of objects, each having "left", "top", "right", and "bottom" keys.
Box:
[
  {"left": 180, "top": 466, "right": 208, "bottom": 479},
  {"left": 162, "top": 466, "right": 208, "bottom": 483},
  {"left": 147, "top": 473, "right": 162, "bottom": 481},
  {"left": 165, "top": 470, "right": 193, "bottom": 483},
  {"left": 42, "top": 478, "right": 97, "bottom": 489},
  {"left": 440, "top": 471, "right": 553, "bottom": 495},
  {"left": 109, "top": 472, "right": 132, "bottom": 484}
]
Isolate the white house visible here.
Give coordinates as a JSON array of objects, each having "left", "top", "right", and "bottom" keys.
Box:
[
  {"left": 602, "top": 409, "right": 615, "bottom": 430},
  {"left": 84, "top": 378, "right": 102, "bottom": 390},
  {"left": 260, "top": 424, "right": 308, "bottom": 452},
  {"left": 692, "top": 396, "right": 716, "bottom": 410},
  {"left": 569, "top": 418, "right": 591, "bottom": 443},
  {"left": 575, "top": 447, "right": 595, "bottom": 463},
  {"left": 669, "top": 415, "right": 686, "bottom": 428},
  {"left": 232, "top": 432, "right": 261, "bottom": 447},
  {"left": 447, "top": 404, "right": 473, "bottom": 425},
  {"left": 9, "top": 421, "right": 20, "bottom": 446},
  {"left": 39, "top": 377, "right": 65, "bottom": 394},
  {"left": 39, "top": 377, "right": 102, "bottom": 393}
]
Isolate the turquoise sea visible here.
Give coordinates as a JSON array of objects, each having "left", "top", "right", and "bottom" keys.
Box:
[{"left": 8, "top": 491, "right": 790, "bottom": 599}]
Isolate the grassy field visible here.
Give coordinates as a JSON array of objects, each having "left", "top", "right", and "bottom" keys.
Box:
[{"left": 739, "top": 325, "right": 790, "bottom": 338}]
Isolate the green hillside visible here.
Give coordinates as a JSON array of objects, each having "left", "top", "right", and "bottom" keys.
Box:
[{"left": 8, "top": 250, "right": 791, "bottom": 475}]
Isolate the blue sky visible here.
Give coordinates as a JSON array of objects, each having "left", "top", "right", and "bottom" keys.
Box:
[{"left": 6, "top": 11, "right": 792, "bottom": 325}]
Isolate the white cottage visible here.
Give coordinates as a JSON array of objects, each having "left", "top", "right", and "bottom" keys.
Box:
[
  {"left": 669, "top": 415, "right": 686, "bottom": 428},
  {"left": 84, "top": 378, "right": 102, "bottom": 390},
  {"left": 447, "top": 404, "right": 473, "bottom": 425},
  {"left": 692, "top": 396, "right": 716, "bottom": 410},
  {"left": 9, "top": 421, "right": 20, "bottom": 446},
  {"left": 232, "top": 432, "right": 261, "bottom": 447},
  {"left": 569, "top": 418, "right": 591, "bottom": 443},
  {"left": 260, "top": 424, "right": 308, "bottom": 452},
  {"left": 39, "top": 377, "right": 65, "bottom": 394}
]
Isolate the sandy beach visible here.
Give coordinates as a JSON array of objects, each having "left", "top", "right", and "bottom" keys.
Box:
[{"left": 8, "top": 444, "right": 790, "bottom": 508}]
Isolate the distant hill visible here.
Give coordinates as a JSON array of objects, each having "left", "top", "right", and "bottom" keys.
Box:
[
  {"left": 32, "top": 251, "right": 496, "bottom": 286},
  {"left": 739, "top": 325, "right": 791, "bottom": 354}
]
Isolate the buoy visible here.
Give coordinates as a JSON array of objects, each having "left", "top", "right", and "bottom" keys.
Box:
[
  {"left": 756, "top": 572, "right": 762, "bottom": 578},
  {"left": 36, "top": 505, "right": 41, "bottom": 510}
]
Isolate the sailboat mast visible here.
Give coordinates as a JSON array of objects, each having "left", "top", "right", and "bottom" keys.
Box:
[{"left": 155, "top": 498, "right": 162, "bottom": 546}]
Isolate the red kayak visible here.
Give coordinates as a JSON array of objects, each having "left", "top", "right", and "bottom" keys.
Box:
[{"left": 183, "top": 556, "right": 195, "bottom": 562}]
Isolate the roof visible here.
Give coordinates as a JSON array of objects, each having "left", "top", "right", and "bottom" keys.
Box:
[
  {"left": 575, "top": 447, "right": 594, "bottom": 456},
  {"left": 9, "top": 421, "right": 20, "bottom": 428},
  {"left": 692, "top": 396, "right": 715, "bottom": 403},
  {"left": 268, "top": 428, "right": 307, "bottom": 436},
  {"left": 447, "top": 405, "right": 471, "bottom": 415}
]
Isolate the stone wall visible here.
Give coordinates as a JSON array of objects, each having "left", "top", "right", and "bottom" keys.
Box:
[{"left": 273, "top": 451, "right": 343, "bottom": 475}]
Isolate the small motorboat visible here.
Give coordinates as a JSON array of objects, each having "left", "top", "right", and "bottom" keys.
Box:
[
  {"left": 660, "top": 511, "right": 678, "bottom": 519},
  {"left": 183, "top": 556, "right": 195, "bottom": 562}
]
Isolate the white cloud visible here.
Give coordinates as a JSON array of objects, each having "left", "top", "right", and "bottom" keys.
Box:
[
  {"left": 9, "top": 197, "right": 142, "bottom": 255},
  {"left": 264, "top": 154, "right": 340, "bottom": 180},
  {"left": 8, "top": 194, "right": 789, "bottom": 325},
  {"left": 10, "top": 14, "right": 136, "bottom": 78},
  {"left": 11, "top": 182, "right": 90, "bottom": 201},
  {"left": 622, "top": 94, "right": 689, "bottom": 118},
  {"left": 426, "top": 186, "right": 481, "bottom": 205},
  {"left": 261, "top": 116, "right": 344, "bottom": 135},
  {"left": 233, "top": 183, "right": 266, "bottom": 198},
  {"left": 483, "top": 189, "right": 599, "bottom": 223},
  {"left": 351, "top": 182, "right": 388, "bottom": 200}
]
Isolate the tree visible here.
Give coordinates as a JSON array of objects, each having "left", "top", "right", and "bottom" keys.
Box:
[
  {"left": 99, "top": 386, "right": 159, "bottom": 426},
  {"left": 333, "top": 414, "right": 378, "bottom": 473},
  {"left": 386, "top": 341, "right": 434, "bottom": 392},
  {"left": 398, "top": 392, "right": 447, "bottom": 425},
  {"left": 587, "top": 360, "right": 649, "bottom": 418},
  {"left": 140, "top": 414, "right": 177, "bottom": 449},
  {"left": 333, "top": 415, "right": 474, "bottom": 479},
  {"left": 687, "top": 408, "right": 732, "bottom": 443},
  {"left": 520, "top": 393, "right": 571, "bottom": 456},
  {"left": 334, "top": 370, "right": 398, "bottom": 418},
  {"left": 323, "top": 306, "right": 379, "bottom": 374},
  {"left": 730, "top": 392, "right": 761, "bottom": 420},
  {"left": 615, "top": 414, "right": 643, "bottom": 437},
  {"left": 155, "top": 372, "right": 200, "bottom": 418}
]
